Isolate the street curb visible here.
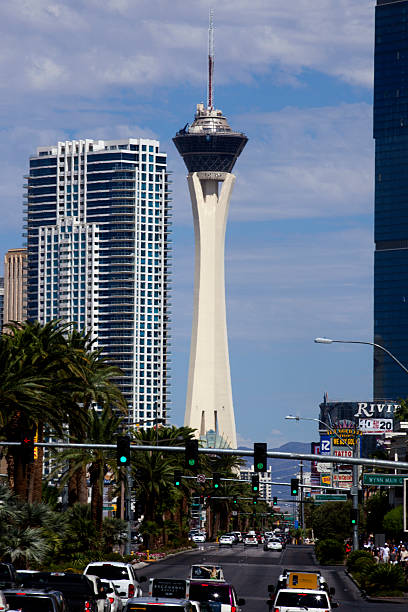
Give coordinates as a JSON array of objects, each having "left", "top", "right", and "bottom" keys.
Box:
[{"left": 344, "top": 569, "right": 407, "bottom": 604}]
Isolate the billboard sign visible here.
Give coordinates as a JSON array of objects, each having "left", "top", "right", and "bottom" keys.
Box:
[
  {"left": 320, "top": 473, "right": 331, "bottom": 487},
  {"left": 320, "top": 435, "right": 331, "bottom": 456},
  {"left": 359, "top": 418, "right": 393, "bottom": 435}
]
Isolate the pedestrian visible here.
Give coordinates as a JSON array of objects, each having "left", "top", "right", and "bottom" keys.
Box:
[{"left": 383, "top": 543, "right": 390, "bottom": 563}]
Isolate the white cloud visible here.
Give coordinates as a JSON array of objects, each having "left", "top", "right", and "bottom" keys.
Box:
[{"left": 0, "top": 0, "right": 374, "bottom": 95}]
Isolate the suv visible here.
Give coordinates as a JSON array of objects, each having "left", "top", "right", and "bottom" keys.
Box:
[
  {"left": 84, "top": 562, "right": 145, "bottom": 607},
  {"left": 16, "top": 571, "right": 100, "bottom": 612},
  {"left": 0, "top": 565, "right": 17, "bottom": 590},
  {"left": 4, "top": 588, "right": 66, "bottom": 612},
  {"left": 272, "top": 589, "right": 337, "bottom": 611}
]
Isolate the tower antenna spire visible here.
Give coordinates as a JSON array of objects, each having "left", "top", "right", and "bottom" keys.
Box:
[{"left": 208, "top": 8, "right": 214, "bottom": 110}]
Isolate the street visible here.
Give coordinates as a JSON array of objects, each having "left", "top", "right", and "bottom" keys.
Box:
[{"left": 139, "top": 544, "right": 402, "bottom": 612}]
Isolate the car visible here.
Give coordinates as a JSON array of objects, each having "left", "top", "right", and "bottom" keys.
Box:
[
  {"left": 101, "top": 580, "right": 123, "bottom": 612},
  {"left": 224, "top": 533, "right": 239, "bottom": 544},
  {"left": 85, "top": 574, "right": 112, "bottom": 612},
  {"left": 243, "top": 536, "right": 258, "bottom": 546},
  {"left": 188, "top": 581, "right": 245, "bottom": 612},
  {"left": 229, "top": 531, "right": 242, "bottom": 543},
  {"left": 190, "top": 566, "right": 225, "bottom": 582},
  {"left": 84, "top": 562, "right": 146, "bottom": 607},
  {"left": 192, "top": 533, "right": 206, "bottom": 543},
  {"left": 4, "top": 588, "right": 67, "bottom": 612},
  {"left": 264, "top": 539, "right": 283, "bottom": 552},
  {"left": 219, "top": 535, "right": 234, "bottom": 547},
  {"left": 124, "top": 597, "right": 198, "bottom": 612},
  {"left": 272, "top": 588, "right": 337, "bottom": 611},
  {"left": 0, "top": 590, "right": 9, "bottom": 612},
  {"left": 0, "top": 565, "right": 18, "bottom": 590},
  {"left": 16, "top": 571, "right": 100, "bottom": 612}
]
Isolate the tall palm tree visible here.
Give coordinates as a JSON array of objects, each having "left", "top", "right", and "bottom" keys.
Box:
[{"left": 49, "top": 406, "right": 124, "bottom": 533}]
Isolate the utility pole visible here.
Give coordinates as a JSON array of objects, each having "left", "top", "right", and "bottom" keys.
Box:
[{"left": 352, "top": 435, "right": 359, "bottom": 551}]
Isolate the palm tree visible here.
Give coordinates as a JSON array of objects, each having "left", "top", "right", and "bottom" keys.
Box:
[{"left": 49, "top": 406, "right": 125, "bottom": 534}]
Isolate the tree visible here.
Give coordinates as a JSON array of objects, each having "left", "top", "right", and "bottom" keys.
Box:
[
  {"left": 383, "top": 505, "right": 403, "bottom": 540},
  {"left": 365, "top": 491, "right": 390, "bottom": 535},
  {"left": 311, "top": 501, "right": 353, "bottom": 541}
]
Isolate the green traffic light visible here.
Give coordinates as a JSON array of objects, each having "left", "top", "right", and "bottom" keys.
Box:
[
  {"left": 214, "top": 483, "right": 219, "bottom": 488},
  {"left": 175, "top": 481, "right": 180, "bottom": 486},
  {"left": 253, "top": 486, "right": 258, "bottom": 491},
  {"left": 257, "top": 462, "right": 264, "bottom": 470},
  {"left": 120, "top": 456, "right": 127, "bottom": 463},
  {"left": 189, "top": 459, "right": 195, "bottom": 466}
]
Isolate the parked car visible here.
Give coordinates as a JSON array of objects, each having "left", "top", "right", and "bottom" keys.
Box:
[
  {"left": 84, "top": 562, "right": 146, "bottom": 607},
  {"left": 4, "top": 588, "right": 67, "bottom": 612}
]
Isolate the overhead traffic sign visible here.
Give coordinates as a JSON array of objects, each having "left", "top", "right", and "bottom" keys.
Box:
[
  {"left": 314, "top": 494, "right": 347, "bottom": 503},
  {"left": 363, "top": 473, "right": 405, "bottom": 486}
]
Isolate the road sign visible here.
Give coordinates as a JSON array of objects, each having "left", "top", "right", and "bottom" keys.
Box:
[
  {"left": 314, "top": 494, "right": 347, "bottom": 503},
  {"left": 103, "top": 505, "right": 116, "bottom": 511},
  {"left": 320, "top": 473, "right": 331, "bottom": 486},
  {"left": 294, "top": 520, "right": 299, "bottom": 529},
  {"left": 320, "top": 435, "right": 331, "bottom": 455},
  {"left": 196, "top": 474, "right": 206, "bottom": 484},
  {"left": 363, "top": 473, "right": 405, "bottom": 486}
]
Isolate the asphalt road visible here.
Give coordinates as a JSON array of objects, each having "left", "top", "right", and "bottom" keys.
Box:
[{"left": 138, "top": 543, "right": 404, "bottom": 612}]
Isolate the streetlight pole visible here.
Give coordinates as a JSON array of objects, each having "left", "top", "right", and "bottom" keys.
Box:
[
  {"left": 314, "top": 338, "right": 408, "bottom": 376},
  {"left": 285, "top": 415, "right": 359, "bottom": 551}
]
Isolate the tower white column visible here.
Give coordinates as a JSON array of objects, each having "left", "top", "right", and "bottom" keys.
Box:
[{"left": 184, "top": 171, "right": 237, "bottom": 449}]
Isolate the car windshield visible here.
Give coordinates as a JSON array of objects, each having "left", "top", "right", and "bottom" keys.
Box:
[
  {"left": 189, "top": 584, "right": 230, "bottom": 605},
  {"left": 275, "top": 592, "right": 329, "bottom": 608},
  {"left": 87, "top": 565, "right": 129, "bottom": 580},
  {"left": 5, "top": 595, "right": 55, "bottom": 611}
]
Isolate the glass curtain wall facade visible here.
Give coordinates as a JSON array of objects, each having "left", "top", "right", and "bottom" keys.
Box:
[
  {"left": 374, "top": 0, "right": 408, "bottom": 399},
  {"left": 24, "top": 138, "right": 171, "bottom": 425}
]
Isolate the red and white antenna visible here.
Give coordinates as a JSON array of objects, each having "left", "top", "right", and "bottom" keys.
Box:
[{"left": 208, "top": 8, "right": 214, "bottom": 110}]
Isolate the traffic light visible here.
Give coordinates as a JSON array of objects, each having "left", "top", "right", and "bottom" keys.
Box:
[
  {"left": 116, "top": 435, "right": 130, "bottom": 466},
  {"left": 251, "top": 474, "right": 259, "bottom": 494},
  {"left": 351, "top": 508, "right": 358, "bottom": 525},
  {"left": 232, "top": 496, "right": 237, "bottom": 504},
  {"left": 185, "top": 439, "right": 199, "bottom": 470},
  {"left": 253, "top": 496, "right": 257, "bottom": 505},
  {"left": 174, "top": 470, "right": 182, "bottom": 487},
  {"left": 199, "top": 494, "right": 205, "bottom": 505},
  {"left": 20, "top": 432, "right": 34, "bottom": 464},
  {"left": 213, "top": 472, "right": 221, "bottom": 489},
  {"left": 273, "top": 496, "right": 278, "bottom": 505},
  {"left": 206, "top": 494, "right": 212, "bottom": 506},
  {"left": 254, "top": 442, "right": 267, "bottom": 473},
  {"left": 290, "top": 478, "right": 299, "bottom": 496}
]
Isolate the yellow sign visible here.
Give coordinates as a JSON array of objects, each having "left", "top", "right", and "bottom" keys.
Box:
[{"left": 34, "top": 429, "right": 38, "bottom": 460}]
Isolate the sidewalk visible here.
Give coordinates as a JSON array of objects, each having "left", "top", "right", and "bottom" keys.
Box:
[{"left": 345, "top": 569, "right": 408, "bottom": 604}]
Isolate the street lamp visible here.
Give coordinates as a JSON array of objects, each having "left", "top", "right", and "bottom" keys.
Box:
[
  {"left": 285, "top": 414, "right": 359, "bottom": 551},
  {"left": 314, "top": 337, "right": 408, "bottom": 376}
]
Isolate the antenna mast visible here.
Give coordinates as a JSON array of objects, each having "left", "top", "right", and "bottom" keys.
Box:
[{"left": 208, "top": 8, "right": 214, "bottom": 109}]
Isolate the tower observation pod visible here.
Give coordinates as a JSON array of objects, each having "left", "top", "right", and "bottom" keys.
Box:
[{"left": 173, "top": 19, "right": 247, "bottom": 448}]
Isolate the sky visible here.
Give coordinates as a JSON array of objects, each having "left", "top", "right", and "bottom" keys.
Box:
[{"left": 0, "top": 0, "right": 377, "bottom": 449}]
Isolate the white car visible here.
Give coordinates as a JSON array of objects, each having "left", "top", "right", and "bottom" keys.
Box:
[
  {"left": 243, "top": 536, "right": 258, "bottom": 546},
  {"left": 264, "top": 539, "right": 282, "bottom": 552},
  {"left": 218, "top": 535, "right": 234, "bottom": 547},
  {"left": 0, "top": 590, "right": 9, "bottom": 612},
  {"left": 84, "top": 562, "right": 144, "bottom": 607},
  {"left": 101, "top": 580, "right": 123, "bottom": 612},
  {"left": 192, "top": 533, "right": 206, "bottom": 543},
  {"left": 80, "top": 574, "right": 111, "bottom": 612},
  {"left": 273, "top": 589, "right": 337, "bottom": 611}
]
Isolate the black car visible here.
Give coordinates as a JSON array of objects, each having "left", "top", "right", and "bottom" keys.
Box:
[
  {"left": 16, "top": 571, "right": 101, "bottom": 612},
  {"left": 4, "top": 588, "right": 66, "bottom": 612},
  {"left": 0, "top": 563, "right": 18, "bottom": 589}
]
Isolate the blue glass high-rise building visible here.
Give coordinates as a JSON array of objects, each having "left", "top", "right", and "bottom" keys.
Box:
[
  {"left": 374, "top": 0, "right": 408, "bottom": 399},
  {"left": 24, "top": 138, "right": 171, "bottom": 425}
]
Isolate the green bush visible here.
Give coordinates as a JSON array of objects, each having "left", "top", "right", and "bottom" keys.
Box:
[
  {"left": 365, "top": 564, "right": 405, "bottom": 596},
  {"left": 346, "top": 550, "right": 375, "bottom": 572},
  {"left": 315, "top": 538, "right": 345, "bottom": 565}
]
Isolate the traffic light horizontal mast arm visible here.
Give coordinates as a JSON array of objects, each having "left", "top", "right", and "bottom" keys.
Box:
[{"left": 4, "top": 441, "right": 408, "bottom": 471}]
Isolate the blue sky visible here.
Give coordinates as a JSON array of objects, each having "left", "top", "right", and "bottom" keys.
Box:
[{"left": 0, "top": 0, "right": 377, "bottom": 448}]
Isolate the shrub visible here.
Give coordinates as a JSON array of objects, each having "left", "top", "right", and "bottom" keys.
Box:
[
  {"left": 346, "top": 550, "right": 374, "bottom": 572},
  {"left": 365, "top": 563, "right": 405, "bottom": 596},
  {"left": 315, "top": 538, "right": 345, "bottom": 565}
]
